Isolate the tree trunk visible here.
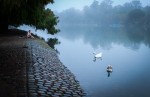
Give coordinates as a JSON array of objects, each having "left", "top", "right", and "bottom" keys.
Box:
[{"left": 0, "top": 23, "right": 8, "bottom": 33}]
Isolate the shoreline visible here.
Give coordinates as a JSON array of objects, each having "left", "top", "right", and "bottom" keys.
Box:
[{"left": 0, "top": 29, "right": 86, "bottom": 97}]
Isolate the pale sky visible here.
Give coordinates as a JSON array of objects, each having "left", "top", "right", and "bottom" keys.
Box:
[{"left": 46, "top": 0, "right": 149, "bottom": 12}]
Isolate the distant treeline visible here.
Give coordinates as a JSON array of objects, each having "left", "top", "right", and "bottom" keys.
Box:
[{"left": 57, "top": 0, "right": 150, "bottom": 29}]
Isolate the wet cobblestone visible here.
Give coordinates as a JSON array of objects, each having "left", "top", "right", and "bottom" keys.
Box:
[
  {"left": 26, "top": 39, "right": 86, "bottom": 97},
  {"left": 0, "top": 36, "right": 86, "bottom": 97}
]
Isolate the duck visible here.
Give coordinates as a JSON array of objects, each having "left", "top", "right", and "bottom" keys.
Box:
[{"left": 106, "top": 65, "right": 113, "bottom": 72}]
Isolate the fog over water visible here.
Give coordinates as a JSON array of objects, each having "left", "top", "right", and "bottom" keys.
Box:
[
  {"left": 19, "top": 0, "right": 150, "bottom": 96},
  {"left": 46, "top": 0, "right": 149, "bottom": 12},
  {"left": 55, "top": 25, "right": 150, "bottom": 97},
  {"left": 53, "top": 1, "right": 150, "bottom": 96}
]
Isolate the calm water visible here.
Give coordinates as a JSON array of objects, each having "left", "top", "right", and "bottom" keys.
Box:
[
  {"left": 19, "top": 25, "right": 150, "bottom": 97},
  {"left": 56, "top": 26, "right": 150, "bottom": 97}
]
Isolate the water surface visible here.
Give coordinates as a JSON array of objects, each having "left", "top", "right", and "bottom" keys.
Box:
[
  {"left": 19, "top": 25, "right": 150, "bottom": 97},
  {"left": 56, "top": 26, "right": 150, "bottom": 97}
]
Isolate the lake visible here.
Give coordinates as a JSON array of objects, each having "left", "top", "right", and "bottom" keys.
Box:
[
  {"left": 56, "top": 26, "right": 150, "bottom": 97},
  {"left": 19, "top": 25, "right": 150, "bottom": 97}
]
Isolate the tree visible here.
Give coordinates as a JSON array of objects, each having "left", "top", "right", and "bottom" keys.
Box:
[
  {"left": 99, "top": 0, "right": 113, "bottom": 26},
  {"left": 126, "top": 9, "right": 145, "bottom": 26},
  {"left": 0, "top": 0, "right": 59, "bottom": 34},
  {"left": 131, "top": 0, "right": 142, "bottom": 9},
  {"left": 47, "top": 38, "right": 60, "bottom": 49},
  {"left": 144, "top": 6, "right": 150, "bottom": 26}
]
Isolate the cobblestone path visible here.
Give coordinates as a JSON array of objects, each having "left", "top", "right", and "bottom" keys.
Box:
[
  {"left": 27, "top": 39, "right": 86, "bottom": 97},
  {"left": 0, "top": 36, "right": 28, "bottom": 97},
  {"left": 0, "top": 35, "right": 86, "bottom": 97}
]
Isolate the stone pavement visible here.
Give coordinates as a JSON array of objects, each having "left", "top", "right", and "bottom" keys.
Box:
[
  {"left": 0, "top": 36, "right": 28, "bottom": 97},
  {"left": 0, "top": 34, "right": 86, "bottom": 97},
  {"left": 26, "top": 39, "right": 86, "bottom": 97}
]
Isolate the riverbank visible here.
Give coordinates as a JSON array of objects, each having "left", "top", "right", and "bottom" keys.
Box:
[{"left": 0, "top": 29, "right": 85, "bottom": 97}]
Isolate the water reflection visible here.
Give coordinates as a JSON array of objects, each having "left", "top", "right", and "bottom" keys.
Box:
[
  {"left": 47, "top": 38, "right": 60, "bottom": 49},
  {"left": 107, "top": 71, "right": 111, "bottom": 77},
  {"left": 56, "top": 25, "right": 150, "bottom": 97},
  {"left": 47, "top": 38, "right": 61, "bottom": 53},
  {"left": 58, "top": 25, "right": 150, "bottom": 49},
  {"left": 33, "top": 34, "right": 60, "bottom": 53}
]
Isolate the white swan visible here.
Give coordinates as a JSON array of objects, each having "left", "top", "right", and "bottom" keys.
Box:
[
  {"left": 93, "top": 52, "right": 102, "bottom": 61},
  {"left": 93, "top": 52, "right": 102, "bottom": 58}
]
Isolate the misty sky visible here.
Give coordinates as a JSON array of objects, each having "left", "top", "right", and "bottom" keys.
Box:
[{"left": 46, "top": 0, "right": 150, "bottom": 12}]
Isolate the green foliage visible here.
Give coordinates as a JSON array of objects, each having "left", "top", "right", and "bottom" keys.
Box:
[
  {"left": 0, "top": 0, "right": 59, "bottom": 34},
  {"left": 47, "top": 38, "right": 60, "bottom": 49}
]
